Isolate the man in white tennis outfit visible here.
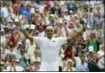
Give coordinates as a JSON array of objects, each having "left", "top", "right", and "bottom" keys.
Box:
[{"left": 22, "top": 25, "right": 83, "bottom": 71}]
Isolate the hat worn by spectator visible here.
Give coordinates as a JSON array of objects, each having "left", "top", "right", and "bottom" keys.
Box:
[
  {"left": 31, "top": 58, "right": 41, "bottom": 64},
  {"left": 34, "top": 59, "right": 41, "bottom": 63}
]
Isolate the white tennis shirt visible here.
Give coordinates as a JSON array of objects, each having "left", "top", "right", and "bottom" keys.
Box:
[{"left": 33, "top": 37, "right": 67, "bottom": 64}]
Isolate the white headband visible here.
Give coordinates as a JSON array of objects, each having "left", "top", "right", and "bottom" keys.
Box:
[{"left": 46, "top": 26, "right": 54, "bottom": 30}]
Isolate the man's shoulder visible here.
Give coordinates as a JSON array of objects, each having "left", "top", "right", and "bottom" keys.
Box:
[
  {"left": 34, "top": 37, "right": 49, "bottom": 41},
  {"left": 55, "top": 37, "right": 66, "bottom": 39}
]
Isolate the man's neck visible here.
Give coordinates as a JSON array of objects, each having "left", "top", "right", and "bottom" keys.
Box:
[{"left": 47, "top": 36, "right": 52, "bottom": 40}]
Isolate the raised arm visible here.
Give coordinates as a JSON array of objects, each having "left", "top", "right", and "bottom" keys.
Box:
[
  {"left": 67, "top": 28, "right": 84, "bottom": 41},
  {"left": 14, "top": 30, "right": 20, "bottom": 41},
  {"left": 23, "top": 29, "right": 33, "bottom": 41},
  {"left": 15, "top": 16, "right": 33, "bottom": 41}
]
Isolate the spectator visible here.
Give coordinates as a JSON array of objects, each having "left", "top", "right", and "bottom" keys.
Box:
[
  {"left": 1, "top": 1, "right": 13, "bottom": 18},
  {"left": 63, "top": 59, "right": 75, "bottom": 72},
  {"left": 19, "top": 48, "right": 28, "bottom": 68},
  {"left": 5, "top": 58, "right": 17, "bottom": 71},
  {"left": 93, "top": 24, "right": 103, "bottom": 42},
  {"left": 87, "top": 32, "right": 100, "bottom": 52},
  {"left": 75, "top": 51, "right": 89, "bottom": 72},
  {"left": 97, "top": 55, "right": 105, "bottom": 71},
  {"left": 91, "top": 52, "right": 98, "bottom": 63},
  {"left": 64, "top": 43, "right": 75, "bottom": 61},
  {"left": 97, "top": 44, "right": 104, "bottom": 59},
  {"left": 19, "top": 3, "right": 31, "bottom": 21},
  {"left": 31, "top": 58, "right": 41, "bottom": 71},
  {"left": 94, "top": 11, "right": 104, "bottom": 28},
  {"left": 87, "top": 52, "right": 100, "bottom": 72},
  {"left": 26, "top": 39, "right": 36, "bottom": 61},
  {"left": 12, "top": 1, "right": 19, "bottom": 14},
  {"left": 15, "top": 59, "right": 24, "bottom": 71}
]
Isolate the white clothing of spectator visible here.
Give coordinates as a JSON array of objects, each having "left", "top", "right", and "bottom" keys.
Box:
[
  {"left": 24, "top": 1, "right": 32, "bottom": 7},
  {"left": 63, "top": 12, "right": 70, "bottom": 22},
  {"left": 15, "top": 59, "right": 24, "bottom": 71},
  {"left": 1, "top": 32, "right": 6, "bottom": 47},
  {"left": 24, "top": 2, "right": 35, "bottom": 14},
  {"left": 97, "top": 56, "right": 105, "bottom": 69},
  {"left": 49, "top": 1, "right": 54, "bottom": 8},
  {"left": 5, "top": 65, "right": 24, "bottom": 72},
  {"left": 97, "top": 44, "right": 104, "bottom": 59},
  {"left": 27, "top": 41, "right": 36, "bottom": 59},
  {"left": 25, "top": 39, "right": 30, "bottom": 51},
  {"left": 1, "top": 6, "right": 13, "bottom": 18},
  {"left": 4, "top": 47, "right": 17, "bottom": 58},
  {"left": 39, "top": 3, "right": 46, "bottom": 14},
  {"left": 74, "top": 57, "right": 81, "bottom": 67},
  {"left": 60, "top": 26, "right": 67, "bottom": 37}
]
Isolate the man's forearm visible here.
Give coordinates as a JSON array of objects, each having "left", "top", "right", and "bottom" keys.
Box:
[
  {"left": 67, "top": 29, "right": 84, "bottom": 40},
  {"left": 23, "top": 29, "right": 33, "bottom": 41},
  {"left": 15, "top": 30, "right": 20, "bottom": 41}
]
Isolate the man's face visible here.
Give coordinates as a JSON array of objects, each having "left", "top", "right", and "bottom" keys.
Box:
[
  {"left": 46, "top": 29, "right": 54, "bottom": 38},
  {"left": 34, "top": 62, "right": 40, "bottom": 68},
  {"left": 92, "top": 53, "right": 97, "bottom": 60}
]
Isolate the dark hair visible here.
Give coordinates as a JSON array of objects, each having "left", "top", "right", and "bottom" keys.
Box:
[
  {"left": 80, "top": 51, "right": 85, "bottom": 54},
  {"left": 79, "top": 50, "right": 85, "bottom": 56}
]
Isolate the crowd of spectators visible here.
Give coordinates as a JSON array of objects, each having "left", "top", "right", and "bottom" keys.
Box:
[{"left": 0, "top": 0, "right": 105, "bottom": 72}]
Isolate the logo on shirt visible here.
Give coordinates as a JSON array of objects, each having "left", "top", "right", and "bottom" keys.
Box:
[{"left": 53, "top": 40, "right": 55, "bottom": 42}]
